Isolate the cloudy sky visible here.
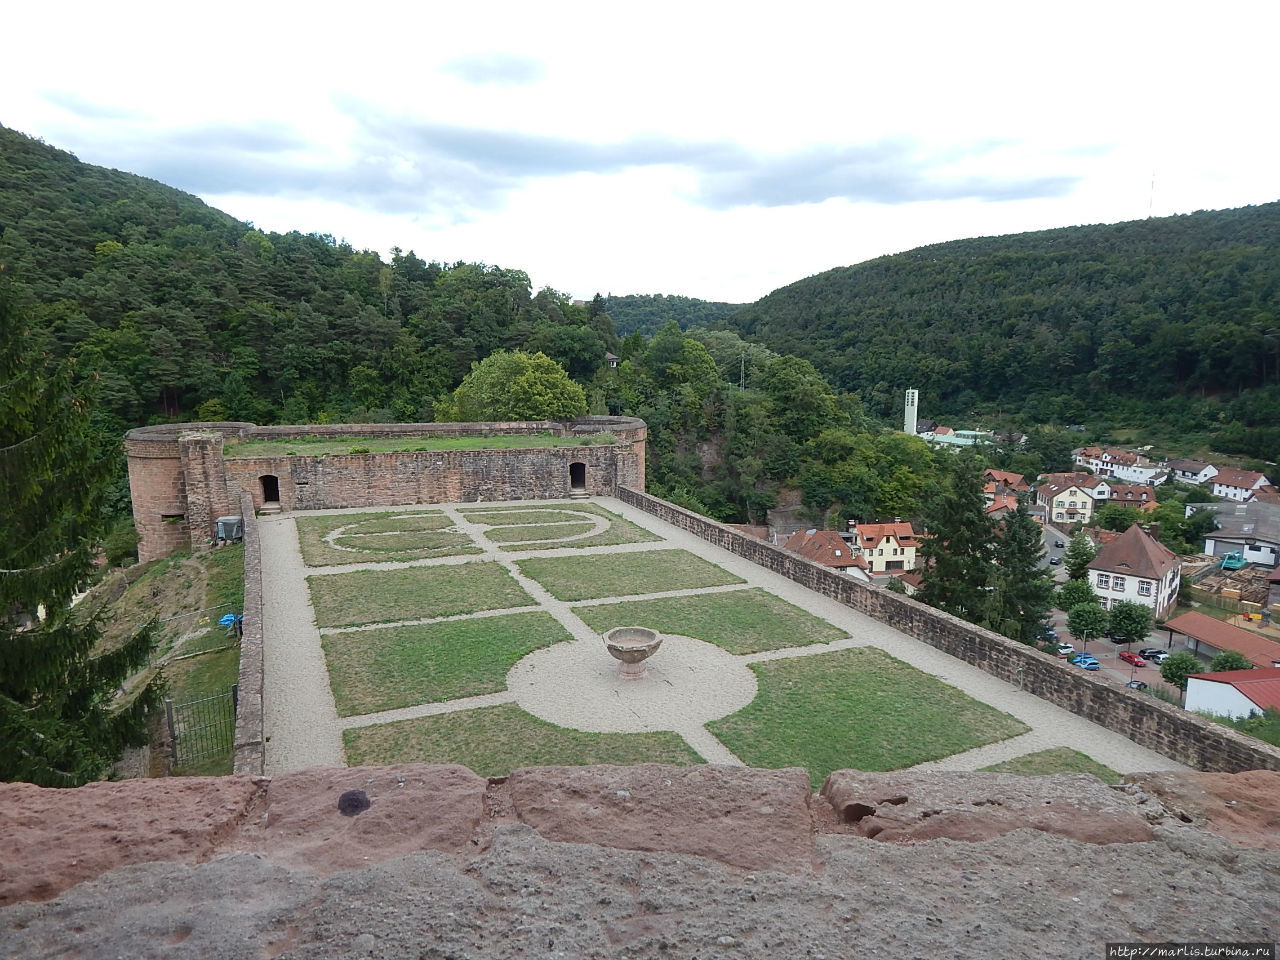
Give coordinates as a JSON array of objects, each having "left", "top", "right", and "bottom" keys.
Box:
[{"left": 5, "top": 2, "right": 1279, "bottom": 303}]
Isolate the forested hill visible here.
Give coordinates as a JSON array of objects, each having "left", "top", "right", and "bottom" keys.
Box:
[
  {"left": 0, "top": 124, "right": 620, "bottom": 431},
  {"left": 605, "top": 294, "right": 741, "bottom": 337},
  {"left": 725, "top": 203, "right": 1280, "bottom": 451}
]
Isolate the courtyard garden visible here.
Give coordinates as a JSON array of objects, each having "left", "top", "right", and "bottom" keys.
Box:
[{"left": 292, "top": 501, "right": 1040, "bottom": 785}]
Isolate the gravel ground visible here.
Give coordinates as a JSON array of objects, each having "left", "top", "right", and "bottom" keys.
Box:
[{"left": 257, "top": 497, "right": 1188, "bottom": 776}]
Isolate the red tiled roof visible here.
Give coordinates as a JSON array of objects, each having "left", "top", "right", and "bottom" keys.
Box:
[
  {"left": 1086, "top": 524, "right": 1178, "bottom": 580},
  {"left": 786, "top": 530, "right": 867, "bottom": 570},
  {"left": 984, "top": 469, "right": 1029, "bottom": 490},
  {"left": 1187, "top": 667, "right": 1280, "bottom": 712},
  {"left": 854, "top": 522, "right": 920, "bottom": 549},
  {"left": 1108, "top": 483, "right": 1153, "bottom": 501},
  {"left": 1249, "top": 486, "right": 1280, "bottom": 506},
  {"left": 986, "top": 494, "right": 1020, "bottom": 515},
  {"left": 1214, "top": 467, "right": 1268, "bottom": 490},
  {"left": 1164, "top": 611, "right": 1280, "bottom": 670}
]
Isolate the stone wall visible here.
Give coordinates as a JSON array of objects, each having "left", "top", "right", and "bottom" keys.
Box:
[
  {"left": 126, "top": 417, "right": 646, "bottom": 561},
  {"left": 233, "top": 491, "right": 265, "bottom": 776},
  {"left": 618, "top": 487, "right": 1280, "bottom": 774}
]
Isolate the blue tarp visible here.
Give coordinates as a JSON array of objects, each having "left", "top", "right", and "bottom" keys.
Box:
[{"left": 219, "top": 613, "right": 242, "bottom": 627}]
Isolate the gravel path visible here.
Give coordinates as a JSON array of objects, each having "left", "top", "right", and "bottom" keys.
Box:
[{"left": 257, "top": 497, "right": 1188, "bottom": 777}]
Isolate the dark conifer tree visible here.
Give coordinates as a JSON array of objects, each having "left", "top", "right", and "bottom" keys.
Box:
[
  {"left": 986, "top": 497, "right": 1055, "bottom": 641},
  {"left": 917, "top": 452, "right": 994, "bottom": 619},
  {"left": 0, "top": 282, "right": 159, "bottom": 786}
]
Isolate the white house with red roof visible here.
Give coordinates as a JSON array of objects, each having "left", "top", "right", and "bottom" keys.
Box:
[
  {"left": 1036, "top": 473, "right": 1106, "bottom": 525},
  {"left": 784, "top": 530, "right": 871, "bottom": 581},
  {"left": 1086, "top": 524, "right": 1181, "bottom": 618},
  {"left": 848, "top": 521, "right": 921, "bottom": 573},
  {"left": 1074, "top": 447, "right": 1166, "bottom": 484},
  {"left": 1184, "top": 667, "right": 1280, "bottom": 719},
  {"left": 1212, "top": 467, "right": 1273, "bottom": 502}
]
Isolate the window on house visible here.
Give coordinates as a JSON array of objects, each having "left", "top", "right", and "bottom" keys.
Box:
[
  {"left": 1056, "top": 512, "right": 1064, "bottom": 521},
  {"left": 1112, "top": 576, "right": 1126, "bottom": 591},
  {"left": 1138, "top": 581, "right": 1152, "bottom": 597},
  {"left": 1096, "top": 575, "right": 1110, "bottom": 589}
]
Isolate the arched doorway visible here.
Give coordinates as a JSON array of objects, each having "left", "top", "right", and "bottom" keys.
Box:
[
  {"left": 569, "top": 462, "right": 587, "bottom": 492},
  {"left": 260, "top": 474, "right": 280, "bottom": 503}
]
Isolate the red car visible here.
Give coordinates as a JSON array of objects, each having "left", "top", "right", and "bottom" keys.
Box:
[{"left": 1119, "top": 652, "right": 1148, "bottom": 667}]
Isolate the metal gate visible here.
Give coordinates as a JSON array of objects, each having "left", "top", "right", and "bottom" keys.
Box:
[{"left": 165, "top": 686, "right": 237, "bottom": 770}]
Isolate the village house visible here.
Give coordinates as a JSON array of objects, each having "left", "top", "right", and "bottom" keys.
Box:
[
  {"left": 1085, "top": 524, "right": 1181, "bottom": 619},
  {"left": 1164, "top": 610, "right": 1280, "bottom": 670},
  {"left": 784, "top": 529, "right": 871, "bottom": 581},
  {"left": 1184, "top": 667, "right": 1280, "bottom": 720},
  {"left": 1074, "top": 446, "right": 1167, "bottom": 485},
  {"left": 983, "top": 469, "right": 1030, "bottom": 493},
  {"left": 1167, "top": 458, "right": 1218, "bottom": 485},
  {"left": 1200, "top": 500, "right": 1280, "bottom": 568},
  {"left": 848, "top": 520, "right": 921, "bottom": 574},
  {"left": 1105, "top": 482, "right": 1159, "bottom": 512},
  {"left": 1211, "top": 467, "right": 1273, "bottom": 502},
  {"left": 1036, "top": 473, "right": 1105, "bottom": 525}
]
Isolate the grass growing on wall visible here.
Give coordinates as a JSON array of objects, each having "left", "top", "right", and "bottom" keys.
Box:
[{"left": 225, "top": 433, "right": 613, "bottom": 458}]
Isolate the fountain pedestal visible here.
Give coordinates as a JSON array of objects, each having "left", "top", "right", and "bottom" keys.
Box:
[{"left": 603, "top": 626, "right": 663, "bottom": 679}]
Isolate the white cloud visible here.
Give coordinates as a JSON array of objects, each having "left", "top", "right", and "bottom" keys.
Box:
[{"left": 3, "top": 0, "right": 1279, "bottom": 302}]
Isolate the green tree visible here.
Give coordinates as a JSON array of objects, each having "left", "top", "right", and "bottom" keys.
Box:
[
  {"left": 1209, "top": 650, "right": 1253, "bottom": 672},
  {"left": 442, "top": 349, "right": 587, "bottom": 422},
  {"left": 1063, "top": 533, "right": 1097, "bottom": 580},
  {"left": 1056, "top": 577, "right": 1099, "bottom": 612},
  {"left": 1067, "top": 603, "right": 1109, "bottom": 650},
  {"left": 0, "top": 284, "right": 159, "bottom": 786},
  {"left": 986, "top": 499, "right": 1054, "bottom": 642},
  {"left": 917, "top": 453, "right": 994, "bottom": 620},
  {"left": 1160, "top": 651, "right": 1204, "bottom": 691},
  {"left": 1108, "top": 600, "right": 1153, "bottom": 645}
]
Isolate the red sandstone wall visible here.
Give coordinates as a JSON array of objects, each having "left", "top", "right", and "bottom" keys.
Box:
[
  {"left": 124, "top": 435, "right": 188, "bottom": 563},
  {"left": 126, "top": 419, "right": 646, "bottom": 560}
]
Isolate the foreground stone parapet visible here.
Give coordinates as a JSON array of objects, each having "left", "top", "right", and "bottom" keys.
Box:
[
  {"left": 230, "top": 764, "right": 489, "bottom": 874},
  {"left": 507, "top": 764, "right": 815, "bottom": 872},
  {"left": 2, "top": 766, "right": 1279, "bottom": 959},
  {"left": 819, "top": 770, "right": 1156, "bottom": 844},
  {"left": 1122, "top": 769, "right": 1280, "bottom": 851},
  {"left": 0, "top": 775, "right": 265, "bottom": 906},
  {"left": 2, "top": 773, "right": 1280, "bottom": 957}
]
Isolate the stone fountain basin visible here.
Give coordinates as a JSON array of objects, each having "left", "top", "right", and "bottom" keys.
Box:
[{"left": 604, "top": 626, "right": 663, "bottom": 664}]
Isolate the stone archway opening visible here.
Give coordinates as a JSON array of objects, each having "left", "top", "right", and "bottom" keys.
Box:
[
  {"left": 569, "top": 462, "right": 587, "bottom": 492},
  {"left": 260, "top": 474, "right": 280, "bottom": 503}
]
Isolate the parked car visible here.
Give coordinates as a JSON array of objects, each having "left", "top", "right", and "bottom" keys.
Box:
[
  {"left": 1108, "top": 635, "right": 1130, "bottom": 645},
  {"left": 1054, "top": 642, "right": 1075, "bottom": 658},
  {"left": 1076, "top": 659, "right": 1100, "bottom": 671},
  {"left": 1070, "top": 653, "right": 1098, "bottom": 666},
  {"left": 1049, "top": 557, "right": 1062, "bottom": 566},
  {"left": 1126, "top": 680, "right": 1148, "bottom": 690},
  {"left": 1035, "top": 626, "right": 1059, "bottom": 641},
  {"left": 1119, "top": 652, "right": 1148, "bottom": 667},
  {"left": 1054, "top": 540, "right": 1066, "bottom": 548},
  {"left": 1139, "top": 648, "right": 1169, "bottom": 664}
]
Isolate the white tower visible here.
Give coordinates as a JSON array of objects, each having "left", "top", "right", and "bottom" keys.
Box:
[{"left": 904, "top": 389, "right": 918, "bottom": 435}]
